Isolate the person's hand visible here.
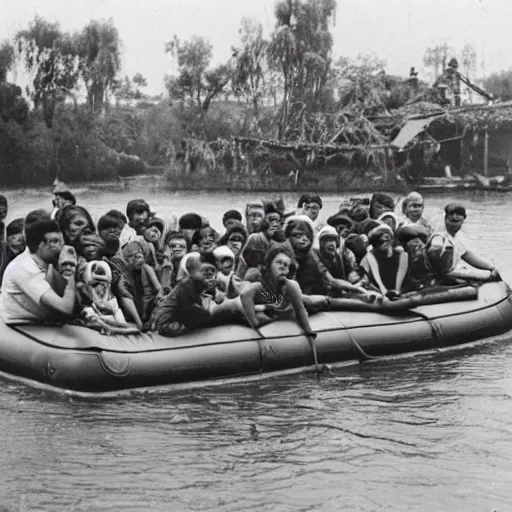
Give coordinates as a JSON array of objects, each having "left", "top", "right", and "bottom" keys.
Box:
[
  {"left": 490, "top": 268, "right": 502, "bottom": 282},
  {"left": 386, "top": 289, "right": 401, "bottom": 301}
]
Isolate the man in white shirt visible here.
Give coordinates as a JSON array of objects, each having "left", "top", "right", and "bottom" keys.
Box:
[
  {"left": 429, "top": 203, "right": 499, "bottom": 282},
  {"left": 1, "top": 215, "right": 75, "bottom": 324}
]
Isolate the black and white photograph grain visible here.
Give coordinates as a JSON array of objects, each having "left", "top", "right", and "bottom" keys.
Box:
[{"left": 0, "top": 0, "right": 510, "bottom": 510}]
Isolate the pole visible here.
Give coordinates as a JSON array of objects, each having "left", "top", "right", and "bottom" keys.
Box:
[{"left": 483, "top": 125, "right": 489, "bottom": 177}]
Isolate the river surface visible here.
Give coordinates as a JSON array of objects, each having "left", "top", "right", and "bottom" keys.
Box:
[{"left": 1, "top": 183, "right": 512, "bottom": 511}]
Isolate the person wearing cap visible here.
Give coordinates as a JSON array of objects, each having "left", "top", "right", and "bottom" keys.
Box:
[
  {"left": 360, "top": 224, "right": 408, "bottom": 298},
  {"left": 1, "top": 214, "right": 75, "bottom": 324},
  {"left": 222, "top": 210, "right": 243, "bottom": 231},
  {"left": 428, "top": 203, "right": 500, "bottom": 282},
  {"left": 0, "top": 218, "right": 26, "bottom": 285}
]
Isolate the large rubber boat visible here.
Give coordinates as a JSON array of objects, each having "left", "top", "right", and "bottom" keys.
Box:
[{"left": 0, "top": 282, "right": 511, "bottom": 396}]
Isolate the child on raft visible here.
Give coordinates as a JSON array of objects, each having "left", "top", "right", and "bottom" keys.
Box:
[{"left": 0, "top": 190, "right": 504, "bottom": 336}]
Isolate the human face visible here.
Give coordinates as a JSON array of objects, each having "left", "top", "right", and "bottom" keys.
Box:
[
  {"left": 265, "top": 212, "right": 282, "bottom": 235},
  {"left": 40, "top": 232, "right": 64, "bottom": 264},
  {"left": 320, "top": 236, "right": 338, "bottom": 257},
  {"left": 335, "top": 224, "right": 351, "bottom": 239},
  {"left": 445, "top": 212, "right": 465, "bottom": 235},
  {"left": 99, "top": 226, "right": 122, "bottom": 242},
  {"left": 381, "top": 216, "right": 397, "bottom": 231},
  {"left": 217, "top": 256, "right": 234, "bottom": 276},
  {"left": 82, "top": 243, "right": 101, "bottom": 261},
  {"left": 144, "top": 226, "right": 161, "bottom": 244},
  {"left": 59, "top": 262, "right": 76, "bottom": 279},
  {"left": 246, "top": 207, "right": 264, "bottom": 232},
  {"left": 92, "top": 282, "right": 109, "bottom": 300},
  {"left": 302, "top": 202, "right": 321, "bottom": 221},
  {"left": 223, "top": 218, "right": 239, "bottom": 230},
  {"left": 372, "top": 201, "right": 389, "bottom": 220},
  {"left": 199, "top": 228, "right": 216, "bottom": 253},
  {"left": 67, "top": 214, "right": 89, "bottom": 241},
  {"left": 374, "top": 233, "right": 393, "bottom": 254},
  {"left": 7, "top": 233, "right": 24, "bottom": 251},
  {"left": 227, "top": 233, "right": 244, "bottom": 256},
  {"left": 200, "top": 263, "right": 217, "bottom": 289},
  {"left": 405, "top": 237, "right": 425, "bottom": 260},
  {"left": 270, "top": 253, "right": 293, "bottom": 283},
  {"left": 124, "top": 246, "right": 145, "bottom": 269},
  {"left": 167, "top": 238, "right": 187, "bottom": 260},
  {"left": 130, "top": 210, "right": 149, "bottom": 233},
  {"left": 288, "top": 227, "right": 311, "bottom": 252},
  {"left": 53, "top": 195, "right": 65, "bottom": 209},
  {"left": 405, "top": 201, "right": 424, "bottom": 222}
]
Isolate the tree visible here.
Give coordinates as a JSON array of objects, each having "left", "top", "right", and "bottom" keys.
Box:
[
  {"left": 132, "top": 72, "right": 147, "bottom": 98},
  {"left": 16, "top": 16, "right": 79, "bottom": 128},
  {"left": 165, "top": 35, "right": 231, "bottom": 114},
  {"left": 423, "top": 43, "right": 452, "bottom": 81},
  {"left": 75, "top": 19, "right": 122, "bottom": 113},
  {"left": 484, "top": 69, "right": 512, "bottom": 101},
  {"left": 231, "top": 18, "right": 268, "bottom": 113},
  {"left": 267, "top": 0, "right": 337, "bottom": 138},
  {"left": 0, "top": 41, "right": 15, "bottom": 83},
  {"left": 460, "top": 44, "right": 477, "bottom": 79}
]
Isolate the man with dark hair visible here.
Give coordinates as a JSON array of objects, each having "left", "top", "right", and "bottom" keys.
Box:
[
  {"left": 297, "top": 194, "right": 324, "bottom": 232},
  {"left": 222, "top": 209, "right": 243, "bottom": 231},
  {"left": 1, "top": 213, "right": 75, "bottom": 324},
  {"left": 428, "top": 203, "right": 500, "bottom": 282},
  {"left": 119, "top": 200, "right": 152, "bottom": 247}
]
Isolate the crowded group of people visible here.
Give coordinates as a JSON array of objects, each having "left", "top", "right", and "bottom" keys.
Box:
[{"left": 0, "top": 187, "right": 501, "bottom": 339}]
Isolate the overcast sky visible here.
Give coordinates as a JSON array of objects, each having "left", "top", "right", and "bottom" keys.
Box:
[{"left": 1, "top": 0, "right": 510, "bottom": 95}]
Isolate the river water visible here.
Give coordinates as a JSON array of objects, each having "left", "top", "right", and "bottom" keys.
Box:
[{"left": 1, "top": 183, "right": 512, "bottom": 511}]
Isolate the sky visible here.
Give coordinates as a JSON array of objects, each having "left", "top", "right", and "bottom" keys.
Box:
[{"left": 1, "top": 0, "right": 511, "bottom": 95}]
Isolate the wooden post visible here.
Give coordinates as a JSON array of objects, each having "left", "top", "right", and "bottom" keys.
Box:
[{"left": 483, "top": 125, "right": 489, "bottom": 177}]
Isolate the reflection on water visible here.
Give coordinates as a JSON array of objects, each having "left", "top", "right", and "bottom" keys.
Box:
[{"left": 1, "top": 185, "right": 512, "bottom": 511}]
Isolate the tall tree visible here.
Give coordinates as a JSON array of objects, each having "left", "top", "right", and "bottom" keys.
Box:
[
  {"left": 0, "top": 41, "right": 15, "bottom": 83},
  {"left": 132, "top": 72, "right": 147, "bottom": 98},
  {"left": 165, "top": 35, "right": 231, "bottom": 114},
  {"left": 484, "top": 69, "right": 512, "bottom": 101},
  {"left": 16, "top": 16, "right": 79, "bottom": 128},
  {"left": 75, "top": 19, "right": 121, "bottom": 113},
  {"left": 267, "top": 0, "right": 336, "bottom": 138},
  {"left": 231, "top": 18, "right": 268, "bottom": 113},
  {"left": 460, "top": 44, "right": 477, "bottom": 79},
  {"left": 423, "top": 43, "right": 451, "bottom": 81}
]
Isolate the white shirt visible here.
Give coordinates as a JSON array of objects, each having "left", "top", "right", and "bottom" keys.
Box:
[
  {"left": 1, "top": 250, "right": 52, "bottom": 324},
  {"left": 431, "top": 229, "right": 469, "bottom": 271}
]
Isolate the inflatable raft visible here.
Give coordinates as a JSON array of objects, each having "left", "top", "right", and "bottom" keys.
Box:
[{"left": 0, "top": 282, "right": 511, "bottom": 395}]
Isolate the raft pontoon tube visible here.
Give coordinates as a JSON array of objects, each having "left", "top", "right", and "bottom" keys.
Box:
[{"left": 0, "top": 282, "right": 511, "bottom": 394}]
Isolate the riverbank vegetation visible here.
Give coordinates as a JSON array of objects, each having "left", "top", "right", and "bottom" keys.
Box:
[{"left": 1, "top": 2, "right": 511, "bottom": 190}]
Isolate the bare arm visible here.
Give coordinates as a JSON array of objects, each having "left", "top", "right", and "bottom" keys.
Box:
[
  {"left": 285, "top": 279, "right": 316, "bottom": 337},
  {"left": 120, "top": 297, "right": 143, "bottom": 330},
  {"left": 239, "top": 282, "right": 263, "bottom": 329},
  {"left": 395, "top": 251, "right": 409, "bottom": 292},
  {"left": 40, "top": 278, "right": 75, "bottom": 317},
  {"left": 364, "top": 253, "right": 388, "bottom": 295},
  {"left": 462, "top": 250, "right": 494, "bottom": 271}
]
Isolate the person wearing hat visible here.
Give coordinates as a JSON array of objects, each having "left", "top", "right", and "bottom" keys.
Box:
[
  {"left": 360, "top": 224, "right": 408, "bottom": 298},
  {"left": 0, "top": 218, "right": 25, "bottom": 285},
  {"left": 396, "top": 225, "right": 437, "bottom": 291},
  {"left": 327, "top": 212, "right": 354, "bottom": 239},
  {"left": 178, "top": 212, "right": 203, "bottom": 246},
  {"left": 314, "top": 226, "right": 368, "bottom": 297},
  {"left": 428, "top": 203, "right": 500, "bottom": 282}
]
